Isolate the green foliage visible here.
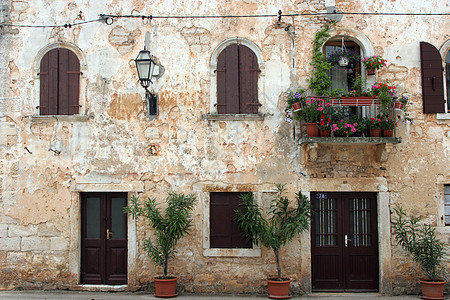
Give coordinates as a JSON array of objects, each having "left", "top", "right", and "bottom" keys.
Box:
[
  {"left": 309, "top": 24, "right": 332, "bottom": 96},
  {"left": 392, "top": 207, "right": 447, "bottom": 282},
  {"left": 235, "top": 185, "right": 311, "bottom": 280},
  {"left": 125, "top": 192, "right": 196, "bottom": 278}
]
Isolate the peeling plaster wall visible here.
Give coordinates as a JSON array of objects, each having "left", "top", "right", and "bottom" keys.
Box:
[{"left": 0, "top": 0, "right": 449, "bottom": 295}]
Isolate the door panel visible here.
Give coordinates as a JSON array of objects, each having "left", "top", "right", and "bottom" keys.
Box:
[
  {"left": 81, "top": 193, "right": 127, "bottom": 285},
  {"left": 311, "top": 192, "right": 378, "bottom": 292}
]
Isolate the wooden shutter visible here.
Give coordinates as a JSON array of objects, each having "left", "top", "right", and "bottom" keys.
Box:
[
  {"left": 420, "top": 42, "right": 445, "bottom": 113},
  {"left": 58, "top": 48, "right": 80, "bottom": 115},
  {"left": 217, "top": 45, "right": 239, "bottom": 114},
  {"left": 210, "top": 192, "right": 252, "bottom": 248},
  {"left": 238, "top": 45, "right": 259, "bottom": 114},
  {"left": 39, "top": 49, "right": 59, "bottom": 115}
]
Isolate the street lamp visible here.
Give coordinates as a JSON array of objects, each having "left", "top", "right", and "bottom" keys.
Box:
[{"left": 135, "top": 47, "right": 157, "bottom": 116}]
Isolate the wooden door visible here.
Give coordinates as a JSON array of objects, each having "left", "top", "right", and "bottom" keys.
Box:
[
  {"left": 311, "top": 192, "right": 378, "bottom": 292},
  {"left": 81, "top": 193, "right": 128, "bottom": 285}
]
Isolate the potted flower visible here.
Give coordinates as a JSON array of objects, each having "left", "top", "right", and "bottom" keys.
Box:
[
  {"left": 235, "top": 185, "right": 311, "bottom": 299},
  {"left": 332, "top": 119, "right": 359, "bottom": 137},
  {"left": 125, "top": 192, "right": 197, "bottom": 298},
  {"left": 381, "top": 117, "right": 396, "bottom": 137},
  {"left": 367, "top": 117, "right": 383, "bottom": 137},
  {"left": 326, "top": 48, "right": 360, "bottom": 68},
  {"left": 392, "top": 207, "right": 447, "bottom": 299},
  {"left": 371, "top": 80, "right": 396, "bottom": 114},
  {"left": 361, "top": 55, "right": 387, "bottom": 75},
  {"left": 318, "top": 115, "right": 332, "bottom": 137}
]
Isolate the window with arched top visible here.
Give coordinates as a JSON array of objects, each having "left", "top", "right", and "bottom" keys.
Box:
[
  {"left": 324, "top": 39, "right": 362, "bottom": 93},
  {"left": 216, "top": 44, "right": 259, "bottom": 114},
  {"left": 39, "top": 48, "right": 81, "bottom": 115}
]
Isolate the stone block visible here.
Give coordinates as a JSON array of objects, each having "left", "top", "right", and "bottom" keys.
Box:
[
  {"left": 37, "top": 223, "right": 61, "bottom": 236},
  {"left": 0, "top": 237, "right": 20, "bottom": 250},
  {"left": 0, "top": 224, "right": 7, "bottom": 237},
  {"left": 7, "top": 251, "right": 27, "bottom": 265},
  {"left": 21, "top": 236, "right": 50, "bottom": 251},
  {"left": 8, "top": 224, "right": 37, "bottom": 237},
  {"left": 50, "top": 237, "right": 68, "bottom": 251}
]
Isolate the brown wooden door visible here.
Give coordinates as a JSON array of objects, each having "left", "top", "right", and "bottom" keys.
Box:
[
  {"left": 81, "top": 193, "right": 128, "bottom": 285},
  {"left": 311, "top": 192, "right": 378, "bottom": 292}
]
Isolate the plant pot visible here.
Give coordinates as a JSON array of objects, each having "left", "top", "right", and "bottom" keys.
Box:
[
  {"left": 394, "top": 101, "right": 404, "bottom": 111},
  {"left": 340, "top": 97, "right": 374, "bottom": 106},
  {"left": 266, "top": 278, "right": 292, "bottom": 299},
  {"left": 367, "top": 68, "right": 376, "bottom": 75},
  {"left": 383, "top": 130, "right": 394, "bottom": 137},
  {"left": 419, "top": 280, "right": 446, "bottom": 300},
  {"left": 154, "top": 277, "right": 178, "bottom": 298},
  {"left": 370, "top": 129, "right": 381, "bottom": 137},
  {"left": 305, "top": 123, "right": 319, "bottom": 137},
  {"left": 319, "top": 129, "right": 330, "bottom": 137},
  {"left": 292, "top": 102, "right": 301, "bottom": 112}
]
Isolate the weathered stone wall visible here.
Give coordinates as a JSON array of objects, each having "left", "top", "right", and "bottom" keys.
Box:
[{"left": 0, "top": 0, "right": 449, "bottom": 295}]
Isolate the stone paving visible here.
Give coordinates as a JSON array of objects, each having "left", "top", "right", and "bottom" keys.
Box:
[{"left": 0, "top": 291, "right": 424, "bottom": 300}]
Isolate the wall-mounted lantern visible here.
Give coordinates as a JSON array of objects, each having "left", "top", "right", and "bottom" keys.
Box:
[{"left": 135, "top": 46, "right": 158, "bottom": 116}]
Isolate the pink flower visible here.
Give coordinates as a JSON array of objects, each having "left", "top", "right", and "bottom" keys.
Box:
[
  {"left": 317, "top": 107, "right": 323, "bottom": 111},
  {"left": 306, "top": 100, "right": 311, "bottom": 104},
  {"left": 351, "top": 128, "right": 357, "bottom": 132}
]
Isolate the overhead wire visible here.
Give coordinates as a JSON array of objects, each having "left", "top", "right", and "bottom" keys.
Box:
[{"left": 0, "top": 11, "right": 449, "bottom": 29}]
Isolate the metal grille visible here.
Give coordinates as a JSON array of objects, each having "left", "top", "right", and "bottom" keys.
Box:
[
  {"left": 349, "top": 197, "right": 371, "bottom": 247},
  {"left": 315, "top": 196, "right": 337, "bottom": 246}
]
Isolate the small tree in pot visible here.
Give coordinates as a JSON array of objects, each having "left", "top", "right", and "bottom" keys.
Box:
[
  {"left": 392, "top": 207, "right": 447, "bottom": 299},
  {"left": 125, "top": 192, "right": 196, "bottom": 298},
  {"left": 235, "top": 185, "right": 311, "bottom": 298}
]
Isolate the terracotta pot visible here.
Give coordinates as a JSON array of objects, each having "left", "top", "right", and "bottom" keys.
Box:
[
  {"left": 319, "top": 129, "right": 330, "bottom": 137},
  {"left": 305, "top": 123, "right": 319, "bottom": 137},
  {"left": 394, "top": 101, "right": 404, "bottom": 111},
  {"left": 419, "top": 280, "right": 446, "bottom": 300},
  {"left": 154, "top": 277, "right": 178, "bottom": 298},
  {"left": 383, "top": 130, "right": 394, "bottom": 137},
  {"left": 367, "top": 68, "right": 376, "bottom": 75},
  {"left": 292, "top": 102, "right": 301, "bottom": 112},
  {"left": 266, "top": 278, "right": 292, "bottom": 299},
  {"left": 370, "top": 129, "right": 381, "bottom": 137},
  {"left": 340, "top": 97, "right": 374, "bottom": 106}
]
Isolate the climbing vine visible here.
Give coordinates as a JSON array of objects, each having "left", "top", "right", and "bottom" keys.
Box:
[{"left": 309, "top": 23, "right": 333, "bottom": 96}]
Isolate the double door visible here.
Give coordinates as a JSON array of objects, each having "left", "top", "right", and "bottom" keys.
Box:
[
  {"left": 81, "top": 192, "right": 128, "bottom": 285},
  {"left": 311, "top": 192, "right": 379, "bottom": 291}
]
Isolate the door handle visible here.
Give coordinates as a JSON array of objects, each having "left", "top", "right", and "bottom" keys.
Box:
[
  {"left": 345, "top": 235, "right": 351, "bottom": 247},
  {"left": 106, "top": 229, "right": 113, "bottom": 240}
]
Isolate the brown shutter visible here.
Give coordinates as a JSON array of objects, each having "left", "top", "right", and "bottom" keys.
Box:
[
  {"left": 420, "top": 42, "right": 445, "bottom": 113},
  {"left": 58, "top": 48, "right": 80, "bottom": 115},
  {"left": 40, "top": 49, "right": 59, "bottom": 115},
  {"left": 210, "top": 192, "right": 252, "bottom": 249},
  {"left": 217, "top": 45, "right": 239, "bottom": 114},
  {"left": 238, "top": 45, "right": 259, "bottom": 114}
]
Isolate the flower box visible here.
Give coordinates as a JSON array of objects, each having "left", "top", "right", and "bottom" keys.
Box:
[
  {"left": 340, "top": 97, "right": 375, "bottom": 106},
  {"left": 292, "top": 101, "right": 301, "bottom": 112},
  {"left": 394, "top": 101, "right": 404, "bottom": 111}
]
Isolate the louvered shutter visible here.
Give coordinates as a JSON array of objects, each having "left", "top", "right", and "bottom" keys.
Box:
[
  {"left": 39, "top": 49, "right": 59, "bottom": 115},
  {"left": 58, "top": 48, "right": 80, "bottom": 115},
  {"left": 238, "top": 45, "right": 259, "bottom": 114},
  {"left": 420, "top": 42, "right": 445, "bottom": 113},
  {"left": 210, "top": 192, "right": 252, "bottom": 248},
  {"left": 217, "top": 45, "right": 239, "bottom": 114}
]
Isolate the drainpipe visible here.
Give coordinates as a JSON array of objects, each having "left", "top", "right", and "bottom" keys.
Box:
[{"left": 287, "top": 16, "right": 297, "bottom": 91}]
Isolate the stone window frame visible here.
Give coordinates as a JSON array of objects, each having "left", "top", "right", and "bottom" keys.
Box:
[
  {"left": 32, "top": 42, "right": 88, "bottom": 121},
  {"left": 205, "top": 37, "right": 266, "bottom": 121},
  {"left": 201, "top": 183, "right": 271, "bottom": 257},
  {"left": 437, "top": 39, "right": 450, "bottom": 120}
]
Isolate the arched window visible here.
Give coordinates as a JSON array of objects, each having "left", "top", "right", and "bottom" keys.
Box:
[
  {"left": 216, "top": 44, "right": 259, "bottom": 114},
  {"left": 324, "top": 39, "right": 362, "bottom": 93},
  {"left": 39, "top": 48, "right": 80, "bottom": 115}
]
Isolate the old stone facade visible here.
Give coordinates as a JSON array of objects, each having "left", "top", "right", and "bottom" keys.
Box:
[{"left": 0, "top": 0, "right": 449, "bottom": 296}]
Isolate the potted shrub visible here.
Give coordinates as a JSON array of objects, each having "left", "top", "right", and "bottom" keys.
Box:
[
  {"left": 125, "top": 192, "right": 196, "bottom": 298},
  {"left": 235, "top": 185, "right": 311, "bottom": 299},
  {"left": 392, "top": 207, "right": 447, "bottom": 300},
  {"left": 367, "top": 117, "right": 383, "bottom": 137},
  {"left": 381, "top": 116, "right": 396, "bottom": 137}
]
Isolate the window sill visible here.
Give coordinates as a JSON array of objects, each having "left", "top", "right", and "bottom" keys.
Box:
[
  {"left": 28, "top": 115, "right": 90, "bottom": 123},
  {"left": 436, "top": 113, "right": 450, "bottom": 120},
  {"left": 299, "top": 137, "right": 402, "bottom": 145},
  {"left": 203, "top": 247, "right": 261, "bottom": 257},
  {"left": 201, "top": 113, "right": 265, "bottom": 121}
]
